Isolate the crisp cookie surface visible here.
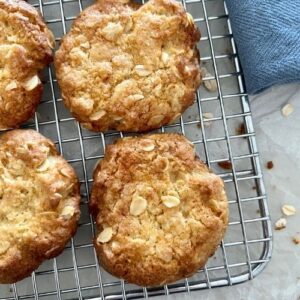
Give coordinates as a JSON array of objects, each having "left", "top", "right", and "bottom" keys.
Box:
[
  {"left": 0, "top": 0, "right": 54, "bottom": 129},
  {"left": 55, "top": 0, "right": 201, "bottom": 132},
  {"left": 90, "top": 133, "right": 228, "bottom": 286},
  {"left": 0, "top": 130, "right": 80, "bottom": 284}
]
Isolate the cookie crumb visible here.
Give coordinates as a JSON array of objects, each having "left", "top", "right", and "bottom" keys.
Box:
[
  {"left": 197, "top": 122, "right": 202, "bottom": 128},
  {"left": 225, "top": 48, "right": 232, "bottom": 55},
  {"left": 275, "top": 218, "right": 287, "bottom": 230},
  {"left": 203, "top": 112, "right": 214, "bottom": 127},
  {"left": 236, "top": 123, "right": 246, "bottom": 135},
  {"left": 281, "top": 103, "right": 294, "bottom": 117},
  {"left": 266, "top": 161, "right": 274, "bottom": 169},
  {"left": 201, "top": 67, "right": 217, "bottom": 92},
  {"left": 218, "top": 161, "right": 232, "bottom": 170},
  {"left": 281, "top": 204, "right": 296, "bottom": 216},
  {"left": 292, "top": 237, "right": 300, "bottom": 245}
]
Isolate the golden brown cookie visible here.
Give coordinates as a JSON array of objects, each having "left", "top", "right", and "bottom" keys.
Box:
[
  {"left": 0, "top": 0, "right": 55, "bottom": 129},
  {"left": 55, "top": 0, "right": 201, "bottom": 132},
  {"left": 0, "top": 129, "right": 80, "bottom": 284},
  {"left": 90, "top": 133, "right": 228, "bottom": 286}
]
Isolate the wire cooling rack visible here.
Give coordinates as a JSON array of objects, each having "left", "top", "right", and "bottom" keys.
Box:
[{"left": 0, "top": 0, "right": 273, "bottom": 299}]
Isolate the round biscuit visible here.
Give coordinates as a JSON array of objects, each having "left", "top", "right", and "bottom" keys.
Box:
[
  {"left": 55, "top": 0, "right": 201, "bottom": 132},
  {"left": 0, "top": 0, "right": 55, "bottom": 129},
  {"left": 90, "top": 133, "right": 228, "bottom": 286},
  {"left": 0, "top": 129, "right": 80, "bottom": 284}
]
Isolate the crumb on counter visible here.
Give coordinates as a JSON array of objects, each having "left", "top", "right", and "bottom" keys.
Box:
[
  {"left": 202, "top": 112, "right": 214, "bottom": 127},
  {"left": 218, "top": 161, "right": 232, "bottom": 170},
  {"left": 236, "top": 123, "right": 246, "bottom": 135},
  {"left": 281, "top": 204, "right": 296, "bottom": 216},
  {"left": 201, "top": 67, "right": 218, "bottom": 92},
  {"left": 281, "top": 103, "right": 294, "bottom": 117},
  {"left": 266, "top": 161, "right": 274, "bottom": 169},
  {"left": 274, "top": 218, "right": 287, "bottom": 230}
]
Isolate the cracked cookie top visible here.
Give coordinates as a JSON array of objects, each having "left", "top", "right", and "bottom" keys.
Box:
[
  {"left": 55, "top": 0, "right": 201, "bottom": 132},
  {"left": 90, "top": 133, "right": 228, "bottom": 286}
]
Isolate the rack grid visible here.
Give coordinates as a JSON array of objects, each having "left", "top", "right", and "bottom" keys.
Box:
[{"left": 0, "top": 0, "right": 272, "bottom": 299}]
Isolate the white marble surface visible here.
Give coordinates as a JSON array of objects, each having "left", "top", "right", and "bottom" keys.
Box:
[{"left": 154, "top": 82, "right": 300, "bottom": 300}]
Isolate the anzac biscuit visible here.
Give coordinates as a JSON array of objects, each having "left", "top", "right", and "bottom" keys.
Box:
[
  {"left": 55, "top": 0, "right": 201, "bottom": 132},
  {"left": 0, "top": 130, "right": 80, "bottom": 283},
  {"left": 0, "top": 0, "right": 54, "bottom": 129},
  {"left": 90, "top": 133, "right": 228, "bottom": 286}
]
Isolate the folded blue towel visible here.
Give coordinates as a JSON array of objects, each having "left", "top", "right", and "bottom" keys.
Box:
[{"left": 225, "top": 0, "right": 300, "bottom": 94}]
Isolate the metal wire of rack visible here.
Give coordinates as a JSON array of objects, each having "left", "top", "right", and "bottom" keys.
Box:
[{"left": 0, "top": 0, "right": 273, "bottom": 299}]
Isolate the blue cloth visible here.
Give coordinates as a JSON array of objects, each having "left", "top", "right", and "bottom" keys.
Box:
[{"left": 225, "top": 0, "right": 300, "bottom": 94}]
